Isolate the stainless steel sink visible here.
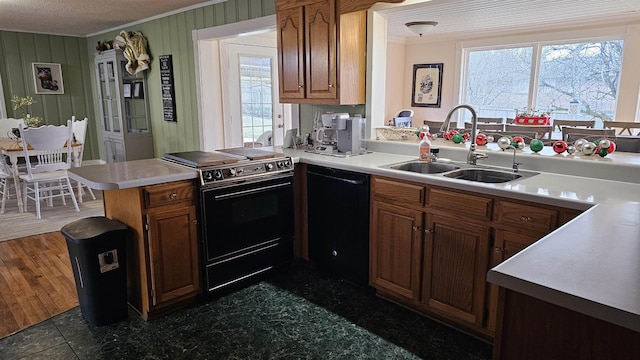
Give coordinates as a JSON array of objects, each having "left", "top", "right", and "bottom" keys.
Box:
[
  {"left": 387, "top": 161, "right": 461, "bottom": 174},
  {"left": 383, "top": 160, "right": 539, "bottom": 183},
  {"left": 442, "top": 168, "right": 523, "bottom": 183}
]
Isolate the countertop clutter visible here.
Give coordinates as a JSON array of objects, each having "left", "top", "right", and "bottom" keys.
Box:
[{"left": 68, "top": 140, "right": 640, "bottom": 333}]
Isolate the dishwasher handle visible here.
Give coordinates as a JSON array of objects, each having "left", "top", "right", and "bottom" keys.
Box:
[{"left": 307, "top": 170, "right": 366, "bottom": 185}]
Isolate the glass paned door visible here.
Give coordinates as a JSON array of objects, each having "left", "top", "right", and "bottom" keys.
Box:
[{"left": 223, "top": 41, "right": 286, "bottom": 148}]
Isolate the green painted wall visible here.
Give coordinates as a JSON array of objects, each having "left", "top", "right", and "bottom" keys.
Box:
[
  {"left": 0, "top": 31, "right": 98, "bottom": 160},
  {"left": 86, "top": 0, "right": 277, "bottom": 158}
]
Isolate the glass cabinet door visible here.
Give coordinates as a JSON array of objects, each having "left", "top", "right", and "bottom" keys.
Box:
[
  {"left": 121, "top": 60, "right": 150, "bottom": 133},
  {"left": 97, "top": 60, "right": 121, "bottom": 135}
]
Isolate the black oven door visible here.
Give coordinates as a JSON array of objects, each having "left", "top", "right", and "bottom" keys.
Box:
[{"left": 200, "top": 173, "right": 294, "bottom": 292}]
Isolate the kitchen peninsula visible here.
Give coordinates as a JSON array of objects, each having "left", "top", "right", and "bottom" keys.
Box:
[{"left": 68, "top": 140, "right": 640, "bottom": 357}]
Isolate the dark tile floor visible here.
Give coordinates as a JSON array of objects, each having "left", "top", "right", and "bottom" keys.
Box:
[{"left": 0, "top": 263, "right": 492, "bottom": 360}]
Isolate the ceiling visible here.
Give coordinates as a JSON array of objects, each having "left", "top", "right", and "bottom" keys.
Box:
[{"left": 0, "top": 0, "right": 640, "bottom": 38}]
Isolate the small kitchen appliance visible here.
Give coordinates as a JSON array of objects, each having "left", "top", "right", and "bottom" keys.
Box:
[
  {"left": 313, "top": 112, "right": 350, "bottom": 151},
  {"left": 336, "top": 116, "right": 367, "bottom": 155}
]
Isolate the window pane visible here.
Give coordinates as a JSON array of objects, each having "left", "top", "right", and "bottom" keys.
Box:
[
  {"left": 537, "top": 40, "right": 623, "bottom": 125},
  {"left": 465, "top": 47, "right": 533, "bottom": 120},
  {"left": 239, "top": 55, "right": 273, "bottom": 144}
]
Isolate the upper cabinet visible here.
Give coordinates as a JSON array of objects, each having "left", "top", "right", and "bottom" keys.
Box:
[{"left": 276, "top": 0, "right": 402, "bottom": 104}]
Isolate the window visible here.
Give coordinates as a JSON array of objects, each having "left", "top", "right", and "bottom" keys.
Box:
[
  {"left": 464, "top": 39, "right": 624, "bottom": 126},
  {"left": 239, "top": 55, "right": 273, "bottom": 145}
]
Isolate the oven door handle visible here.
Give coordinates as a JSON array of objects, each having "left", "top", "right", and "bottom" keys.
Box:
[
  {"left": 213, "top": 182, "right": 292, "bottom": 200},
  {"left": 307, "top": 171, "right": 365, "bottom": 185}
]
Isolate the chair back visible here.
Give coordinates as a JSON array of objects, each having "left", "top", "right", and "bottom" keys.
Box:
[
  {"left": 19, "top": 120, "right": 73, "bottom": 177},
  {"left": 71, "top": 117, "right": 88, "bottom": 166},
  {"left": 505, "top": 124, "right": 553, "bottom": 139},
  {"left": 561, "top": 127, "right": 615, "bottom": 142},
  {"left": 477, "top": 117, "right": 504, "bottom": 124},
  {"left": 467, "top": 123, "right": 504, "bottom": 132},
  {"left": 0, "top": 118, "right": 24, "bottom": 139},
  {"left": 553, "top": 119, "right": 595, "bottom": 130}
]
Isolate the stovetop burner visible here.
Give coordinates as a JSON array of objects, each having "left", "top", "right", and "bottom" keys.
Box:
[{"left": 163, "top": 150, "right": 293, "bottom": 187}]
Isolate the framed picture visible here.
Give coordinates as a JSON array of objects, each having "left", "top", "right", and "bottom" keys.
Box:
[
  {"left": 133, "top": 82, "right": 144, "bottom": 98},
  {"left": 411, "top": 63, "right": 443, "bottom": 108},
  {"left": 32, "top": 63, "right": 64, "bottom": 94},
  {"left": 122, "top": 83, "right": 132, "bottom": 98}
]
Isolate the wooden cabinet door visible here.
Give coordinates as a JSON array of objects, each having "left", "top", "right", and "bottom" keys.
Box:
[
  {"left": 304, "top": 0, "right": 336, "bottom": 99},
  {"left": 421, "top": 213, "right": 490, "bottom": 327},
  {"left": 486, "top": 229, "right": 541, "bottom": 333},
  {"left": 147, "top": 205, "right": 200, "bottom": 309},
  {"left": 277, "top": 6, "right": 305, "bottom": 100},
  {"left": 370, "top": 201, "right": 423, "bottom": 301}
]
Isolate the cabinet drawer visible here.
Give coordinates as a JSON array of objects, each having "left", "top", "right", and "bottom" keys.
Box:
[
  {"left": 427, "top": 188, "right": 492, "bottom": 221},
  {"left": 493, "top": 200, "right": 558, "bottom": 233},
  {"left": 145, "top": 181, "right": 194, "bottom": 208},
  {"left": 372, "top": 177, "right": 424, "bottom": 205}
]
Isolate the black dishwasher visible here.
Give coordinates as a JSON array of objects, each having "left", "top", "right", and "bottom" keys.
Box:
[{"left": 307, "top": 165, "right": 370, "bottom": 288}]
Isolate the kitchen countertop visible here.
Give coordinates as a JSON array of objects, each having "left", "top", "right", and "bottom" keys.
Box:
[{"left": 68, "top": 141, "right": 640, "bottom": 333}]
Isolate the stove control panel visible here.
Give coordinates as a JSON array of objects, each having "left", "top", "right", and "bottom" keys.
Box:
[{"left": 199, "top": 157, "right": 294, "bottom": 186}]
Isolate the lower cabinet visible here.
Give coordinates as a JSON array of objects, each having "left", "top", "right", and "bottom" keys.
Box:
[
  {"left": 369, "top": 175, "right": 584, "bottom": 340},
  {"left": 104, "top": 179, "right": 200, "bottom": 320},
  {"left": 104, "top": 138, "right": 125, "bottom": 163},
  {"left": 370, "top": 201, "right": 423, "bottom": 301},
  {"left": 421, "top": 213, "right": 490, "bottom": 328}
]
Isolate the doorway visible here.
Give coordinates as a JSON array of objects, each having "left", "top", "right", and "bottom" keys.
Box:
[
  {"left": 194, "top": 15, "right": 298, "bottom": 152},
  {"left": 220, "top": 39, "right": 287, "bottom": 148}
]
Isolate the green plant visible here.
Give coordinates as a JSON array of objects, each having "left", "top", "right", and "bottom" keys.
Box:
[{"left": 11, "top": 95, "right": 43, "bottom": 127}]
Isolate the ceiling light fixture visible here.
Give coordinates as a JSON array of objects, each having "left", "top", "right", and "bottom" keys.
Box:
[{"left": 405, "top": 21, "right": 438, "bottom": 37}]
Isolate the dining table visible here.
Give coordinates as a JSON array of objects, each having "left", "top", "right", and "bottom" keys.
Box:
[{"left": 0, "top": 138, "right": 82, "bottom": 213}]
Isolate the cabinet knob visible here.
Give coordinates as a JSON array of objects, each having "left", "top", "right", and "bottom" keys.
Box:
[
  {"left": 495, "top": 247, "right": 505, "bottom": 253},
  {"left": 328, "top": 84, "right": 333, "bottom": 88},
  {"left": 412, "top": 225, "right": 421, "bottom": 232},
  {"left": 192, "top": 219, "right": 197, "bottom": 225},
  {"left": 520, "top": 216, "right": 532, "bottom": 222},
  {"left": 169, "top": 193, "right": 177, "bottom": 199},
  {"left": 298, "top": 85, "right": 304, "bottom": 89},
  {"left": 424, "top": 228, "right": 433, "bottom": 234}
]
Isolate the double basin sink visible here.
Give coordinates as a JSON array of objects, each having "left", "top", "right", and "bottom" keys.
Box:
[{"left": 383, "top": 160, "right": 539, "bottom": 183}]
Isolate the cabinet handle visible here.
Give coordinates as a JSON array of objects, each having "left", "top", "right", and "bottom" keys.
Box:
[
  {"left": 169, "top": 193, "right": 177, "bottom": 199},
  {"left": 328, "top": 84, "right": 333, "bottom": 88},
  {"left": 192, "top": 219, "right": 197, "bottom": 225},
  {"left": 495, "top": 247, "right": 505, "bottom": 253},
  {"left": 520, "top": 216, "right": 532, "bottom": 222},
  {"left": 424, "top": 228, "right": 433, "bottom": 234},
  {"left": 412, "top": 225, "right": 421, "bottom": 232}
]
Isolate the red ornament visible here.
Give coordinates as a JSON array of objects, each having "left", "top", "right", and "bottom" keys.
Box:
[
  {"left": 553, "top": 141, "right": 567, "bottom": 154},
  {"left": 462, "top": 133, "right": 470, "bottom": 141},
  {"left": 444, "top": 130, "right": 458, "bottom": 141},
  {"left": 476, "top": 133, "right": 487, "bottom": 146},
  {"left": 607, "top": 141, "right": 617, "bottom": 154}
]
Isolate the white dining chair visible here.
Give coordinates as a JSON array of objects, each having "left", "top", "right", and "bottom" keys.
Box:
[
  {"left": 18, "top": 121, "right": 79, "bottom": 219},
  {"left": 0, "top": 155, "right": 15, "bottom": 214},
  {"left": 71, "top": 117, "right": 95, "bottom": 202}
]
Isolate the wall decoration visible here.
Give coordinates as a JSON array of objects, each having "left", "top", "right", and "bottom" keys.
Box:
[
  {"left": 32, "top": 63, "right": 64, "bottom": 94},
  {"left": 411, "top": 63, "right": 442, "bottom": 108},
  {"left": 159, "top": 55, "right": 176, "bottom": 122}
]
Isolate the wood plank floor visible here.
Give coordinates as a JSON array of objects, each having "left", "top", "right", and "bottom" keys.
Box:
[{"left": 0, "top": 232, "right": 78, "bottom": 339}]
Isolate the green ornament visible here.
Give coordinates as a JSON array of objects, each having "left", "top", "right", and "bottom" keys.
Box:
[
  {"left": 452, "top": 133, "right": 464, "bottom": 144},
  {"left": 530, "top": 139, "right": 544, "bottom": 152},
  {"left": 598, "top": 148, "right": 608, "bottom": 157}
]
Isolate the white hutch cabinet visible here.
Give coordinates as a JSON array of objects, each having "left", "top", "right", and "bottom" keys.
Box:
[{"left": 94, "top": 49, "right": 153, "bottom": 163}]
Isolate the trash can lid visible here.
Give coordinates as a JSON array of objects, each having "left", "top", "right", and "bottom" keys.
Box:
[{"left": 61, "top": 216, "right": 128, "bottom": 242}]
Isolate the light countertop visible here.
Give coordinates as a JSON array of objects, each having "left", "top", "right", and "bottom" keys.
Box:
[{"left": 68, "top": 141, "right": 640, "bottom": 332}]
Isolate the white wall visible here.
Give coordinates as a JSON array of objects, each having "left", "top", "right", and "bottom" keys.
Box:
[{"left": 386, "top": 21, "right": 640, "bottom": 124}]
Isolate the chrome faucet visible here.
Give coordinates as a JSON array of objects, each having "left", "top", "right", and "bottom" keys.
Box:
[
  {"left": 440, "top": 104, "right": 487, "bottom": 165},
  {"left": 506, "top": 145, "right": 520, "bottom": 172}
]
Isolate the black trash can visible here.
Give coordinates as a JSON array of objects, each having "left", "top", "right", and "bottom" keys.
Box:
[{"left": 61, "top": 216, "right": 129, "bottom": 326}]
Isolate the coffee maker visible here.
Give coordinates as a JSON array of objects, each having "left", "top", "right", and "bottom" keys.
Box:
[
  {"left": 337, "top": 116, "right": 366, "bottom": 155},
  {"left": 313, "top": 112, "right": 349, "bottom": 152}
]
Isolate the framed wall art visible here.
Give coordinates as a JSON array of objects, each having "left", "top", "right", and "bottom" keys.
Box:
[
  {"left": 32, "top": 63, "right": 64, "bottom": 94},
  {"left": 411, "top": 63, "right": 442, "bottom": 108}
]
